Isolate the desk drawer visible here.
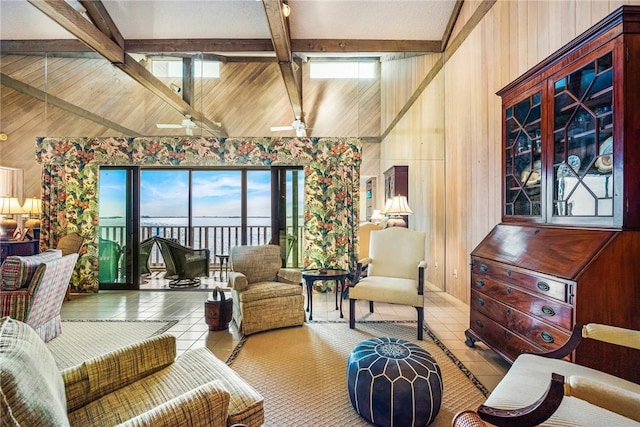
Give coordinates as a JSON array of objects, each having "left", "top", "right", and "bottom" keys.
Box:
[
  {"left": 469, "top": 311, "right": 540, "bottom": 362},
  {"left": 471, "top": 275, "right": 573, "bottom": 331},
  {"left": 471, "top": 258, "right": 571, "bottom": 303},
  {"left": 471, "top": 290, "right": 571, "bottom": 351}
]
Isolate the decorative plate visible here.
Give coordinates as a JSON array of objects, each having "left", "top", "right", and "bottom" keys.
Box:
[{"left": 595, "top": 136, "right": 613, "bottom": 173}]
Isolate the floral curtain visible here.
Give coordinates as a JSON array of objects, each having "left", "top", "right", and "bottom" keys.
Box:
[{"left": 36, "top": 136, "right": 361, "bottom": 293}]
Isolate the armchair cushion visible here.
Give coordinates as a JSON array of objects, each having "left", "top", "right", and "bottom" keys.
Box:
[
  {"left": 0, "top": 316, "right": 69, "bottom": 427},
  {"left": 348, "top": 276, "right": 423, "bottom": 307},
  {"left": 237, "top": 281, "right": 303, "bottom": 304},
  {"left": 1, "top": 249, "right": 62, "bottom": 290}
]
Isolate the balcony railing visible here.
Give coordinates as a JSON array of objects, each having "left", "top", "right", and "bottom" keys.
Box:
[{"left": 99, "top": 225, "right": 303, "bottom": 271}]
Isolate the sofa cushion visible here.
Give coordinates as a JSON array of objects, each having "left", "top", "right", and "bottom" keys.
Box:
[
  {"left": 0, "top": 316, "right": 69, "bottom": 427},
  {"left": 67, "top": 347, "right": 263, "bottom": 427},
  {"left": 238, "top": 281, "right": 303, "bottom": 303},
  {"left": 1, "top": 249, "right": 63, "bottom": 290}
]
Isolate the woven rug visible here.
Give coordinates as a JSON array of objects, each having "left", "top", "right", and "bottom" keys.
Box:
[
  {"left": 46, "top": 319, "right": 178, "bottom": 370},
  {"left": 227, "top": 321, "right": 489, "bottom": 426}
]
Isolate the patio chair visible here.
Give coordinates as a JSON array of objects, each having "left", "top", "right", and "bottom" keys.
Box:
[
  {"left": 155, "top": 237, "right": 210, "bottom": 287},
  {"left": 139, "top": 237, "right": 156, "bottom": 276},
  {"left": 349, "top": 227, "right": 427, "bottom": 340},
  {"left": 98, "top": 238, "right": 122, "bottom": 283}
]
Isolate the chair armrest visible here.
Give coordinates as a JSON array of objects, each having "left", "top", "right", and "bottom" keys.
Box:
[
  {"left": 228, "top": 271, "right": 249, "bottom": 292},
  {"left": 564, "top": 375, "right": 640, "bottom": 422},
  {"left": 582, "top": 323, "right": 640, "bottom": 350},
  {"left": 63, "top": 334, "right": 177, "bottom": 412},
  {"left": 116, "top": 381, "right": 230, "bottom": 427},
  {"left": 478, "top": 373, "right": 565, "bottom": 427},
  {"left": 452, "top": 410, "right": 488, "bottom": 427},
  {"left": 277, "top": 268, "right": 302, "bottom": 284}
]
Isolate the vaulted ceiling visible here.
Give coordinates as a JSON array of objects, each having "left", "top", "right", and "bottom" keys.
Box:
[{"left": 1, "top": 0, "right": 462, "bottom": 138}]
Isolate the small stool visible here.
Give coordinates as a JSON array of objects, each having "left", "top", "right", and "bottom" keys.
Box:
[{"left": 347, "top": 337, "right": 443, "bottom": 427}]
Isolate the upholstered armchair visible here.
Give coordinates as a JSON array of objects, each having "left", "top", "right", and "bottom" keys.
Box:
[
  {"left": 349, "top": 227, "right": 427, "bottom": 340},
  {"left": 452, "top": 323, "right": 640, "bottom": 427},
  {"left": 0, "top": 250, "right": 79, "bottom": 342},
  {"left": 228, "top": 244, "right": 305, "bottom": 335},
  {"left": 0, "top": 317, "right": 264, "bottom": 427},
  {"left": 155, "top": 237, "right": 210, "bottom": 287}
]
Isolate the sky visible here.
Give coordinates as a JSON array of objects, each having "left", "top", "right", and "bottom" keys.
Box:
[{"left": 99, "top": 169, "right": 302, "bottom": 219}]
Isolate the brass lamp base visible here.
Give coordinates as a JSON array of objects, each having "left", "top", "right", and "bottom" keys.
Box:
[{"left": 0, "top": 218, "right": 18, "bottom": 239}]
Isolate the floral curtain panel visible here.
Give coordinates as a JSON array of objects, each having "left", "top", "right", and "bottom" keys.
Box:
[{"left": 36, "top": 136, "right": 361, "bottom": 293}]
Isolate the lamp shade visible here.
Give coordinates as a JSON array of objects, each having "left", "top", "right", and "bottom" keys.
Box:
[
  {"left": 382, "top": 196, "right": 413, "bottom": 216},
  {"left": 22, "top": 197, "right": 42, "bottom": 216},
  {"left": 0, "top": 196, "right": 25, "bottom": 215},
  {"left": 370, "top": 209, "right": 384, "bottom": 224}
]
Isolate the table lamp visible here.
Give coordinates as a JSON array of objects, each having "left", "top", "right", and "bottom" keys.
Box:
[
  {"left": 370, "top": 209, "right": 385, "bottom": 225},
  {"left": 382, "top": 195, "right": 413, "bottom": 228},
  {"left": 22, "top": 197, "right": 42, "bottom": 239},
  {"left": 0, "top": 196, "right": 26, "bottom": 239}
]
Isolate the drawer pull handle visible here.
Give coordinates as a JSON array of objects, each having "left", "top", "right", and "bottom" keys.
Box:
[
  {"left": 479, "top": 264, "right": 488, "bottom": 273},
  {"left": 506, "top": 269, "right": 512, "bottom": 277},
  {"left": 477, "top": 298, "right": 485, "bottom": 306},
  {"left": 506, "top": 307, "right": 511, "bottom": 315},
  {"left": 506, "top": 287, "right": 512, "bottom": 294},
  {"left": 476, "top": 320, "right": 484, "bottom": 328},
  {"left": 475, "top": 280, "right": 485, "bottom": 287},
  {"left": 541, "top": 305, "right": 556, "bottom": 317},
  {"left": 537, "top": 281, "right": 550, "bottom": 292},
  {"left": 541, "top": 332, "right": 554, "bottom": 343}
]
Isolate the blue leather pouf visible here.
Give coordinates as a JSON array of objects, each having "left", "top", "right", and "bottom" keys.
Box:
[{"left": 347, "top": 337, "right": 443, "bottom": 427}]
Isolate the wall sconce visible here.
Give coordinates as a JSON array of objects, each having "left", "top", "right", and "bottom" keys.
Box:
[
  {"left": 282, "top": 3, "right": 291, "bottom": 17},
  {"left": 0, "top": 196, "right": 26, "bottom": 239},
  {"left": 382, "top": 196, "right": 413, "bottom": 228}
]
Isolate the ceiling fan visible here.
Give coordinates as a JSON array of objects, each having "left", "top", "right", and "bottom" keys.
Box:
[
  {"left": 270, "top": 116, "right": 307, "bottom": 137},
  {"left": 157, "top": 115, "right": 199, "bottom": 135}
]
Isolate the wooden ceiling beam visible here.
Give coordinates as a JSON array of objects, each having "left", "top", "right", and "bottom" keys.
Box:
[
  {"left": 79, "top": 0, "right": 125, "bottom": 49},
  {"left": 291, "top": 39, "right": 441, "bottom": 53},
  {"left": 125, "top": 39, "right": 276, "bottom": 53},
  {"left": 25, "top": 0, "right": 225, "bottom": 137},
  {"left": 0, "top": 72, "right": 142, "bottom": 136},
  {"left": 262, "top": 0, "right": 303, "bottom": 121},
  {"left": 26, "top": 0, "right": 124, "bottom": 63}
]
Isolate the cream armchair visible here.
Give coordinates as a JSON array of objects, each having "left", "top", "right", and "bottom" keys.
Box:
[
  {"left": 452, "top": 323, "right": 640, "bottom": 427},
  {"left": 349, "top": 227, "right": 427, "bottom": 340},
  {"left": 228, "top": 244, "right": 305, "bottom": 335}
]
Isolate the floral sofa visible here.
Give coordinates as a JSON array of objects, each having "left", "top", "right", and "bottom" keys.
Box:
[
  {"left": 0, "top": 250, "right": 78, "bottom": 342},
  {"left": 0, "top": 316, "right": 264, "bottom": 426}
]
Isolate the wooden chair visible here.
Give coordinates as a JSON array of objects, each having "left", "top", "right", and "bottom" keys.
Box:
[{"left": 56, "top": 232, "right": 84, "bottom": 300}]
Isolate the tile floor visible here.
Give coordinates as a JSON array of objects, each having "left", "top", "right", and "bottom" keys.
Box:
[{"left": 61, "top": 279, "right": 510, "bottom": 392}]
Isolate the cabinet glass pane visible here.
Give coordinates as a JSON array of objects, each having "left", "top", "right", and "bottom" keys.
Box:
[
  {"left": 553, "top": 52, "right": 613, "bottom": 218},
  {"left": 504, "top": 92, "right": 542, "bottom": 216}
]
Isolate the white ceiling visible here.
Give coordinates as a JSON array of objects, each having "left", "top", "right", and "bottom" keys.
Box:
[{"left": 0, "top": 0, "right": 458, "bottom": 57}]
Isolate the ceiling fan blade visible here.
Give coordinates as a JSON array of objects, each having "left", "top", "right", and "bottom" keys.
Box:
[
  {"left": 270, "top": 126, "right": 294, "bottom": 132},
  {"left": 157, "top": 124, "right": 183, "bottom": 129}
]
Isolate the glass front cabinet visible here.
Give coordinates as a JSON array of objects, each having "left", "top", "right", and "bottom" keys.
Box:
[{"left": 467, "top": 6, "right": 640, "bottom": 384}]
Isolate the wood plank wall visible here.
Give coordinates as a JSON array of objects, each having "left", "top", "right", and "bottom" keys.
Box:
[
  {"left": 1, "top": 55, "right": 380, "bottom": 199},
  {"left": 379, "top": 0, "right": 638, "bottom": 302}
]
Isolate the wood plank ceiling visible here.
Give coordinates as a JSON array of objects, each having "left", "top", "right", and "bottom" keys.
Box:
[{"left": 1, "top": 0, "right": 463, "bottom": 140}]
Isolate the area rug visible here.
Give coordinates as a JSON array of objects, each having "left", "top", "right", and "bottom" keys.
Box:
[
  {"left": 46, "top": 319, "right": 178, "bottom": 370},
  {"left": 227, "top": 321, "right": 488, "bottom": 426}
]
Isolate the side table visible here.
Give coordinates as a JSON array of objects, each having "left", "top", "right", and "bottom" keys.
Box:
[
  {"left": 216, "top": 254, "right": 230, "bottom": 281},
  {"left": 1, "top": 239, "right": 39, "bottom": 264},
  {"left": 301, "top": 269, "right": 350, "bottom": 320}
]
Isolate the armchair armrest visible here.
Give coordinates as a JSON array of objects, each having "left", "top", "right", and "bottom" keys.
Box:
[
  {"left": 63, "top": 334, "right": 177, "bottom": 412},
  {"left": 582, "top": 323, "right": 640, "bottom": 350},
  {"left": 417, "top": 260, "right": 426, "bottom": 294},
  {"left": 117, "top": 381, "right": 230, "bottom": 427},
  {"left": 277, "top": 268, "right": 302, "bottom": 284},
  {"left": 564, "top": 375, "right": 640, "bottom": 422},
  {"left": 351, "top": 258, "right": 372, "bottom": 285},
  {"left": 228, "top": 271, "right": 249, "bottom": 292}
]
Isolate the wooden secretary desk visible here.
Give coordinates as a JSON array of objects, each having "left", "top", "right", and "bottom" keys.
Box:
[{"left": 465, "top": 6, "right": 640, "bottom": 384}]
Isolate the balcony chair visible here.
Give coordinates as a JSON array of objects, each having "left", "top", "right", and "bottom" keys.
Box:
[
  {"left": 139, "top": 237, "right": 156, "bottom": 276},
  {"left": 155, "top": 237, "right": 210, "bottom": 287},
  {"left": 98, "top": 238, "right": 122, "bottom": 283},
  {"left": 228, "top": 244, "right": 305, "bottom": 335},
  {"left": 451, "top": 323, "right": 640, "bottom": 427},
  {"left": 349, "top": 227, "right": 427, "bottom": 340}
]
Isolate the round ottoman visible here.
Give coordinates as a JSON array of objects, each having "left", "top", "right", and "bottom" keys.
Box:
[{"left": 347, "top": 337, "right": 443, "bottom": 427}]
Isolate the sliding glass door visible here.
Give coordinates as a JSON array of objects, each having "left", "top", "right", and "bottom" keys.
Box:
[{"left": 271, "top": 167, "right": 304, "bottom": 268}]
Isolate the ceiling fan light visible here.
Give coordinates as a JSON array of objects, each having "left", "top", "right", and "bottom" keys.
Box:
[{"left": 282, "top": 3, "right": 291, "bottom": 17}]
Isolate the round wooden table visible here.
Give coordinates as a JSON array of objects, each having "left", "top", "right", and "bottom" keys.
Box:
[{"left": 302, "top": 269, "right": 350, "bottom": 320}]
